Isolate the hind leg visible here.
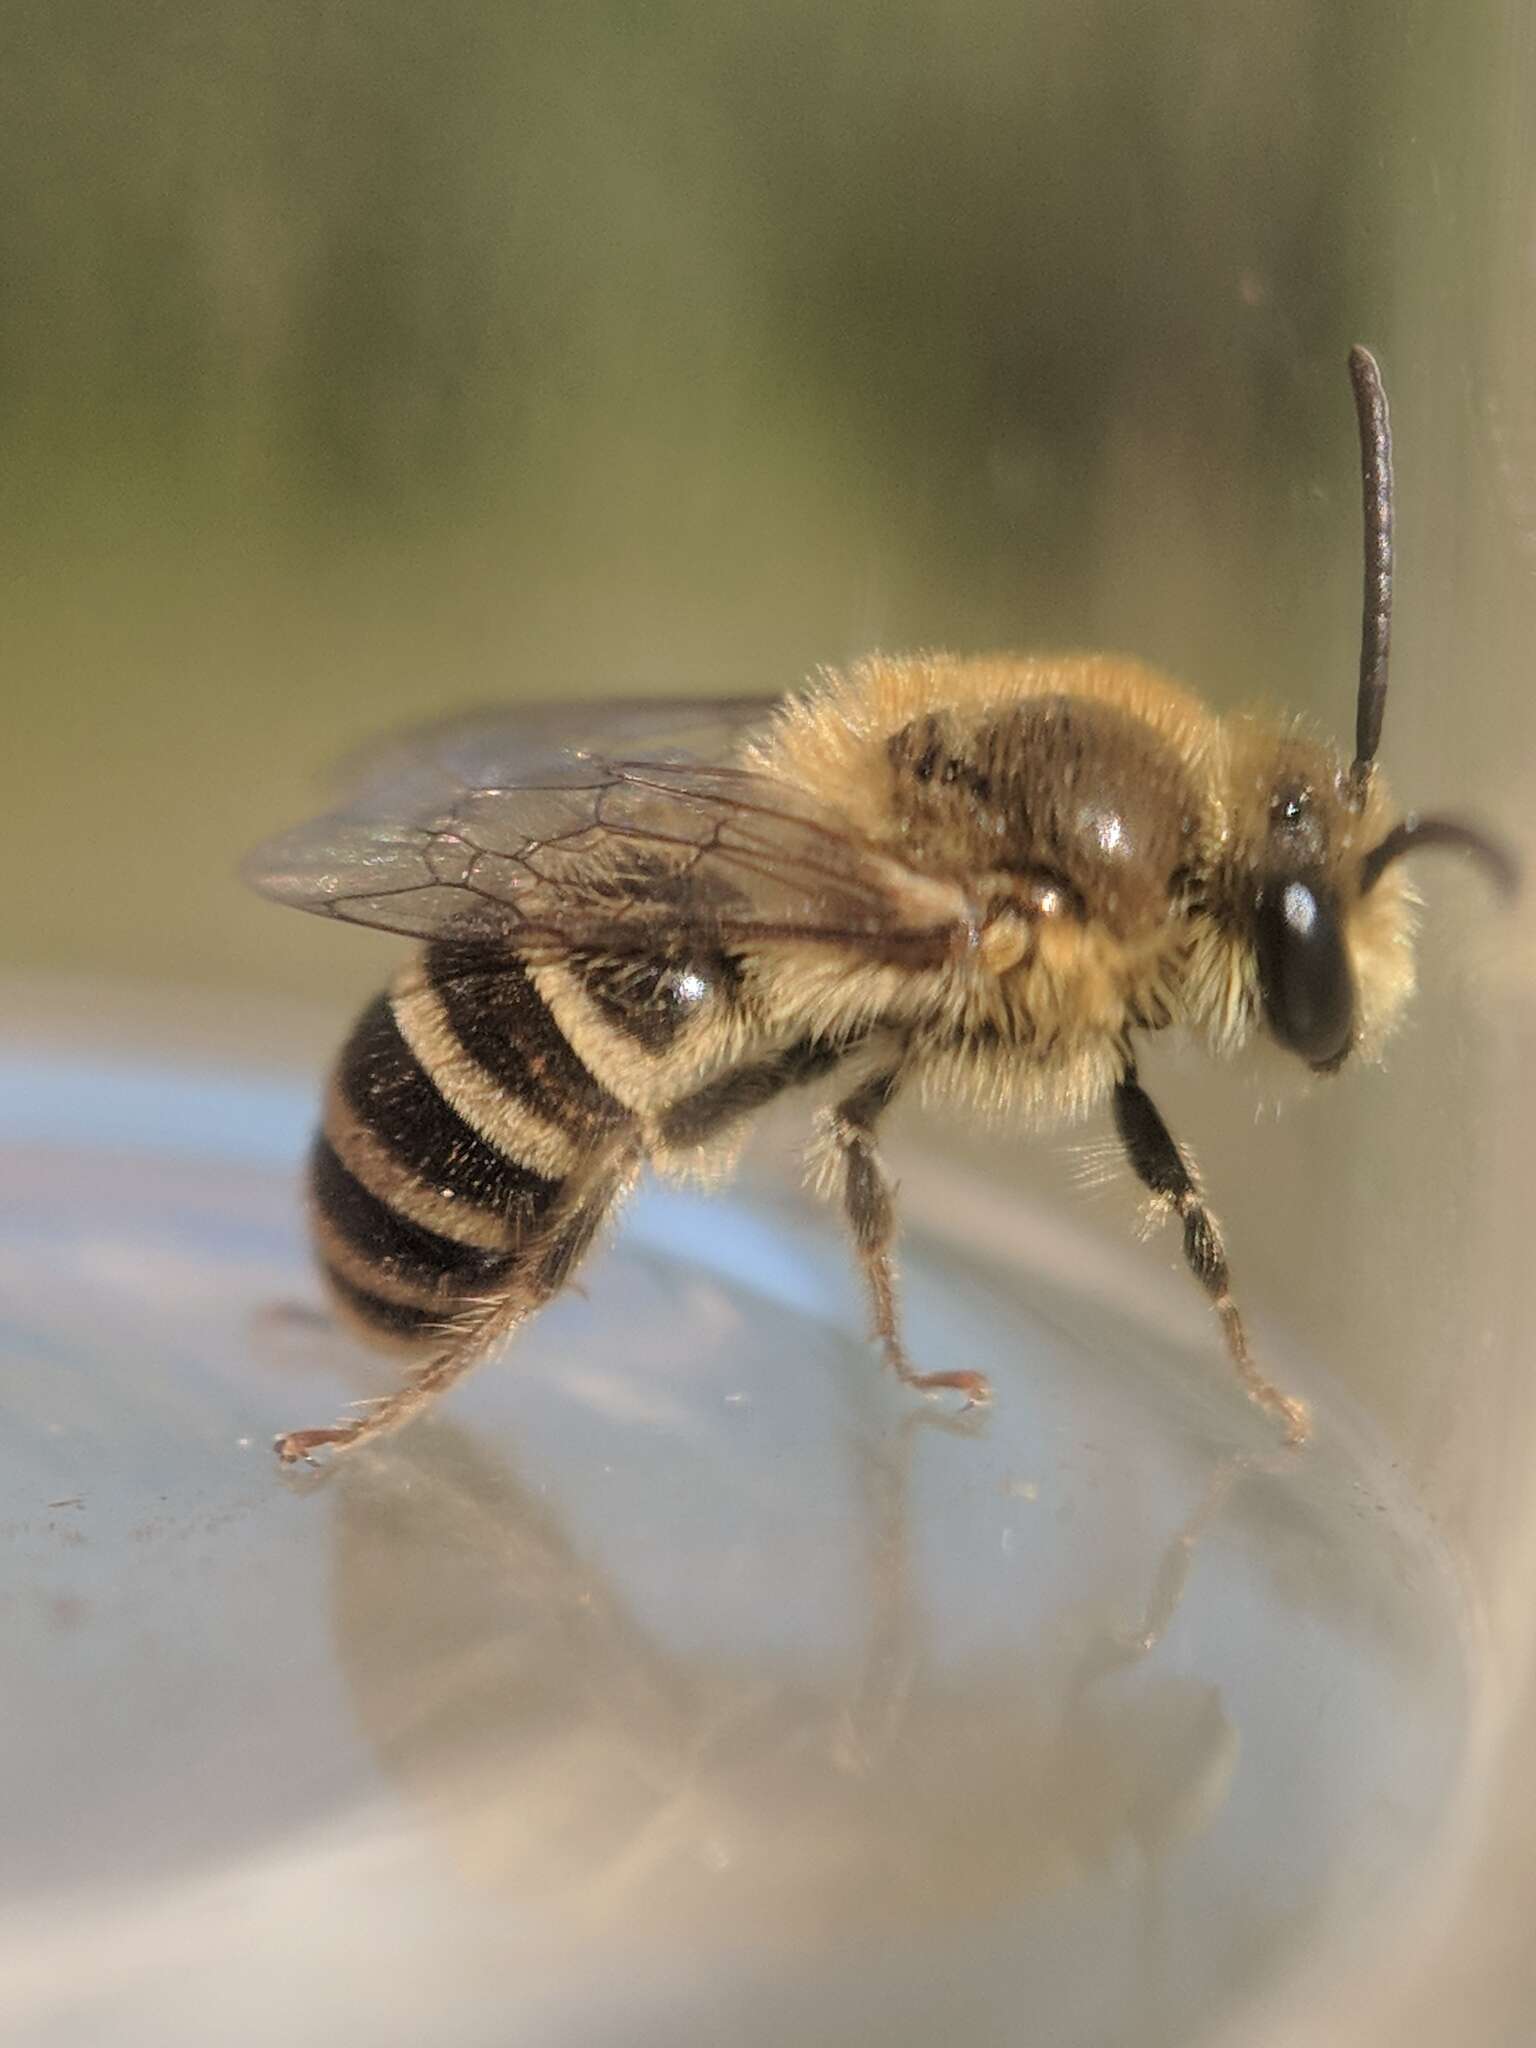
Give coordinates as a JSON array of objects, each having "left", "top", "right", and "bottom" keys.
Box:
[
  {"left": 274, "top": 1318, "right": 494, "bottom": 1464},
  {"left": 275, "top": 1171, "right": 630, "bottom": 1465}
]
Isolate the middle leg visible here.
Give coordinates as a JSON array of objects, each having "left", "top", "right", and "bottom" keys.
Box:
[{"left": 820, "top": 1069, "right": 991, "bottom": 1407}]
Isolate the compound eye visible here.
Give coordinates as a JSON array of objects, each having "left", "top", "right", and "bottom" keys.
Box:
[{"left": 1254, "top": 877, "right": 1354, "bottom": 1068}]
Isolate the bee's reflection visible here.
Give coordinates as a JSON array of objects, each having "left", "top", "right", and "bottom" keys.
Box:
[{"left": 321, "top": 1397, "right": 1247, "bottom": 1950}]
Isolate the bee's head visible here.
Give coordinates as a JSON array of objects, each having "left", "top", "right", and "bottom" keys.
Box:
[
  {"left": 1212, "top": 726, "right": 1514, "bottom": 1073},
  {"left": 1207, "top": 349, "right": 1516, "bottom": 1072}
]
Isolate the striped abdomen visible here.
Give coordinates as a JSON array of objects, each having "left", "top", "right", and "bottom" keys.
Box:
[
  {"left": 312, "top": 943, "right": 637, "bottom": 1349},
  {"left": 312, "top": 934, "right": 856, "bottom": 1366}
]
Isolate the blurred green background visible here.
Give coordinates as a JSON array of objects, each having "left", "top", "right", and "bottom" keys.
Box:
[{"left": 9, "top": 0, "right": 1528, "bottom": 1010}]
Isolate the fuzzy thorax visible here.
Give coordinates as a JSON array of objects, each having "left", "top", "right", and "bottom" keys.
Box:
[{"left": 745, "top": 650, "right": 1420, "bottom": 1110}]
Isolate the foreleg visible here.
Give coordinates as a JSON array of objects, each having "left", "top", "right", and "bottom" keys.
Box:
[{"left": 1113, "top": 1068, "right": 1310, "bottom": 1445}]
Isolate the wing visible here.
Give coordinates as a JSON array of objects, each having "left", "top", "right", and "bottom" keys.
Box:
[
  {"left": 326, "top": 697, "right": 781, "bottom": 806},
  {"left": 244, "top": 697, "right": 977, "bottom": 963}
]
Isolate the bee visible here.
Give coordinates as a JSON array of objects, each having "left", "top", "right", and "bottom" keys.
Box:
[{"left": 247, "top": 349, "right": 1516, "bottom": 1464}]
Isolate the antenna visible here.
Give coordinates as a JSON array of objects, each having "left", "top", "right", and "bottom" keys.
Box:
[{"left": 1348, "top": 345, "right": 1393, "bottom": 806}]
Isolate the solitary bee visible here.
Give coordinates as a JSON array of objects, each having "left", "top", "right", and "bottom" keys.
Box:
[{"left": 247, "top": 349, "right": 1514, "bottom": 1464}]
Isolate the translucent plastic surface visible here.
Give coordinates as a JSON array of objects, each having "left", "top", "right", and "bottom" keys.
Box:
[{"left": 0, "top": 1040, "right": 1472, "bottom": 2047}]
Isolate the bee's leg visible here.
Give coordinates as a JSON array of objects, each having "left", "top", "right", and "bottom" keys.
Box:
[
  {"left": 1113, "top": 1067, "right": 1311, "bottom": 1445},
  {"left": 274, "top": 1169, "right": 630, "bottom": 1466},
  {"left": 273, "top": 1312, "right": 500, "bottom": 1465},
  {"left": 823, "top": 1071, "right": 991, "bottom": 1407}
]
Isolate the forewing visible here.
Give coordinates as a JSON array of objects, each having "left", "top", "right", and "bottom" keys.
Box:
[{"left": 245, "top": 701, "right": 975, "bottom": 961}]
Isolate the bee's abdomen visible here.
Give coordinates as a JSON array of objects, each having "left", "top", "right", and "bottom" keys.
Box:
[
  {"left": 310, "top": 1132, "right": 517, "bottom": 1306},
  {"left": 313, "top": 947, "right": 634, "bottom": 1344}
]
